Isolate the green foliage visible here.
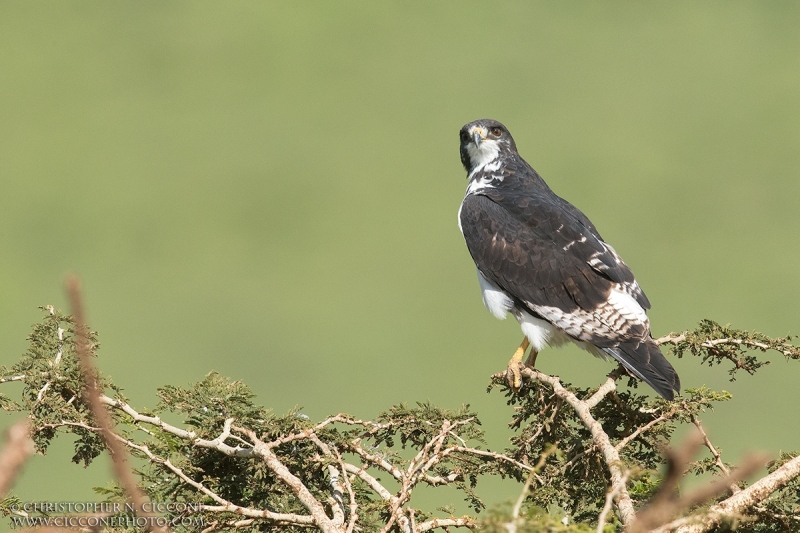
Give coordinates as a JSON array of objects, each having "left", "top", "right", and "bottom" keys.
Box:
[
  {"left": 668, "top": 319, "right": 800, "bottom": 380},
  {"left": 488, "top": 375, "right": 735, "bottom": 526},
  {"left": 0, "top": 496, "right": 24, "bottom": 519},
  {"left": 479, "top": 504, "right": 595, "bottom": 533},
  {"left": 0, "top": 307, "right": 106, "bottom": 466},
  {"left": 2, "top": 309, "right": 800, "bottom": 532}
]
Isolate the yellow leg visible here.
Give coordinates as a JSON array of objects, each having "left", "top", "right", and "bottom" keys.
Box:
[
  {"left": 506, "top": 337, "right": 530, "bottom": 390},
  {"left": 525, "top": 348, "right": 538, "bottom": 369}
]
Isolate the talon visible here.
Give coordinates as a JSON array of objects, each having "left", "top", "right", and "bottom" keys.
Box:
[{"left": 505, "top": 362, "right": 524, "bottom": 391}]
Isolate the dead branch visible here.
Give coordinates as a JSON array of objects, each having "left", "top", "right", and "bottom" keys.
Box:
[
  {"left": 65, "top": 276, "right": 164, "bottom": 533},
  {"left": 0, "top": 420, "right": 34, "bottom": 498},
  {"left": 630, "top": 430, "right": 768, "bottom": 533},
  {"left": 654, "top": 453, "right": 800, "bottom": 533}
]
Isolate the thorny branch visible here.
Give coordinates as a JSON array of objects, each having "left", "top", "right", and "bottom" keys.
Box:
[{"left": 2, "top": 309, "right": 799, "bottom": 532}]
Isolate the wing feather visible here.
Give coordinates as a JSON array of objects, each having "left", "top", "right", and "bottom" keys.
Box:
[{"left": 460, "top": 192, "right": 647, "bottom": 345}]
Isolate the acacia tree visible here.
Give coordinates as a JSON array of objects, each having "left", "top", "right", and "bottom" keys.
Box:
[{"left": 0, "top": 298, "right": 799, "bottom": 532}]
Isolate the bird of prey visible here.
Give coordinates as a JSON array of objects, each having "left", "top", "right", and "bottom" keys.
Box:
[{"left": 457, "top": 119, "right": 680, "bottom": 400}]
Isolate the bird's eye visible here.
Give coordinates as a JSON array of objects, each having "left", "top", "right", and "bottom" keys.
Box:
[{"left": 490, "top": 127, "right": 503, "bottom": 137}]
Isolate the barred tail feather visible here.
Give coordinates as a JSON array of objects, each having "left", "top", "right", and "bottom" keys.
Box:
[{"left": 602, "top": 338, "right": 681, "bottom": 400}]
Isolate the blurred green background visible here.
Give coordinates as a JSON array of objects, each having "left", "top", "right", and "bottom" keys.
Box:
[{"left": 1, "top": 0, "right": 799, "bottom": 515}]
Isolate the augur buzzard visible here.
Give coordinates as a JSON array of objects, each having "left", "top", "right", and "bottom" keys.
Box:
[{"left": 457, "top": 119, "right": 680, "bottom": 400}]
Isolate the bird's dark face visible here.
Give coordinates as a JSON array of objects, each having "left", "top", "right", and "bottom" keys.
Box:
[{"left": 459, "top": 119, "right": 517, "bottom": 173}]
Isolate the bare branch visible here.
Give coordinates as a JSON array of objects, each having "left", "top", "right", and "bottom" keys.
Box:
[
  {"left": 690, "top": 413, "right": 739, "bottom": 494},
  {"left": 597, "top": 470, "right": 629, "bottom": 533},
  {"left": 656, "top": 454, "right": 800, "bottom": 533},
  {"left": 585, "top": 368, "right": 625, "bottom": 409},
  {"left": 100, "top": 396, "right": 256, "bottom": 457},
  {"left": 341, "top": 462, "right": 393, "bottom": 501},
  {"left": 0, "top": 420, "right": 34, "bottom": 498},
  {"left": 345, "top": 441, "right": 405, "bottom": 482},
  {"left": 232, "top": 425, "right": 338, "bottom": 532},
  {"left": 416, "top": 517, "right": 476, "bottom": 531},
  {"left": 631, "top": 430, "right": 768, "bottom": 533},
  {"left": 615, "top": 406, "right": 678, "bottom": 452},
  {"left": 65, "top": 276, "right": 163, "bottom": 532},
  {"left": 514, "top": 367, "right": 637, "bottom": 526}
]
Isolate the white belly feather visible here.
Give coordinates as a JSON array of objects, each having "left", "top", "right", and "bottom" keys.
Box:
[{"left": 475, "top": 269, "right": 608, "bottom": 358}]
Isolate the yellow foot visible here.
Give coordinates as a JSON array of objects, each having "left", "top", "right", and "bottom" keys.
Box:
[{"left": 505, "top": 337, "right": 530, "bottom": 391}]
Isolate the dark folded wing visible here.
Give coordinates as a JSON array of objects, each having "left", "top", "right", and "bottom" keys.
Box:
[{"left": 459, "top": 191, "right": 649, "bottom": 346}]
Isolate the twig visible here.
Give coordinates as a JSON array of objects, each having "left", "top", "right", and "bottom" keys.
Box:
[
  {"left": 597, "top": 470, "right": 629, "bottom": 533},
  {"left": 654, "top": 453, "right": 800, "bottom": 533},
  {"left": 65, "top": 276, "right": 164, "bottom": 533},
  {"left": 690, "top": 413, "right": 739, "bottom": 494},
  {"left": 630, "top": 430, "right": 767, "bottom": 533},
  {"left": 0, "top": 420, "right": 34, "bottom": 497},
  {"left": 444, "top": 446, "right": 534, "bottom": 473},
  {"left": 615, "top": 407, "right": 678, "bottom": 451},
  {"left": 655, "top": 333, "right": 797, "bottom": 360}
]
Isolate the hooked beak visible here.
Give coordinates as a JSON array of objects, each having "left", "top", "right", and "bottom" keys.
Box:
[{"left": 469, "top": 126, "right": 486, "bottom": 148}]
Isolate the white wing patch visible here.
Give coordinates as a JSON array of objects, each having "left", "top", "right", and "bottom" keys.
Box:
[
  {"left": 525, "top": 284, "right": 650, "bottom": 344},
  {"left": 472, "top": 279, "right": 616, "bottom": 359},
  {"left": 606, "top": 287, "right": 649, "bottom": 325}
]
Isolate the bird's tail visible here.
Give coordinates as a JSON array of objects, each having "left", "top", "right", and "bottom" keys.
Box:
[{"left": 602, "top": 338, "right": 680, "bottom": 400}]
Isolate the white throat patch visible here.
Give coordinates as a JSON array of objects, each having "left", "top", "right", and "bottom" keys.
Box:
[{"left": 466, "top": 140, "right": 501, "bottom": 177}]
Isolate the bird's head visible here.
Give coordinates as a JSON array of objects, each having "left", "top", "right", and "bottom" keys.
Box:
[{"left": 459, "top": 119, "right": 517, "bottom": 173}]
